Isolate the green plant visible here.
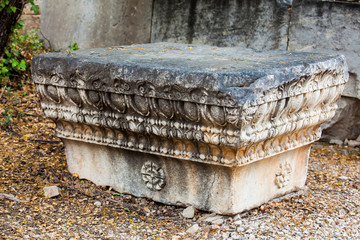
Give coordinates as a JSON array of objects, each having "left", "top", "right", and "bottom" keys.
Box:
[
  {"left": 68, "top": 42, "right": 79, "bottom": 51},
  {"left": 27, "top": 0, "right": 39, "bottom": 14},
  {"left": 1, "top": 107, "right": 14, "bottom": 127},
  {"left": 0, "top": 0, "right": 42, "bottom": 88},
  {"left": 0, "top": 0, "right": 39, "bottom": 14},
  {"left": 0, "top": 30, "right": 44, "bottom": 87}
]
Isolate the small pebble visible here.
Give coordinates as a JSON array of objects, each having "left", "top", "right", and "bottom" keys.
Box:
[
  {"left": 186, "top": 224, "right": 199, "bottom": 234},
  {"left": 347, "top": 140, "right": 360, "bottom": 147},
  {"left": 329, "top": 139, "right": 343, "bottom": 145},
  {"left": 43, "top": 186, "right": 60, "bottom": 198},
  {"left": 182, "top": 206, "right": 195, "bottom": 219},
  {"left": 94, "top": 201, "right": 102, "bottom": 207},
  {"left": 237, "top": 226, "right": 245, "bottom": 232}
]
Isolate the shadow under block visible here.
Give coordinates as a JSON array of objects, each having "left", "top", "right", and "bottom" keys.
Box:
[{"left": 32, "top": 43, "right": 348, "bottom": 214}]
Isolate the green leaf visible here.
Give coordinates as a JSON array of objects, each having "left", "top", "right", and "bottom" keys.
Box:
[
  {"left": 10, "top": 6, "right": 16, "bottom": 13},
  {"left": 18, "top": 60, "right": 26, "bottom": 70},
  {"left": 30, "top": 4, "right": 39, "bottom": 14},
  {"left": 18, "top": 19, "right": 24, "bottom": 25},
  {"left": 11, "top": 60, "right": 19, "bottom": 68},
  {"left": 112, "top": 192, "right": 124, "bottom": 196},
  {"left": 1, "top": 67, "right": 9, "bottom": 75},
  {"left": 68, "top": 42, "right": 79, "bottom": 51},
  {"left": 4, "top": 49, "right": 10, "bottom": 57}
]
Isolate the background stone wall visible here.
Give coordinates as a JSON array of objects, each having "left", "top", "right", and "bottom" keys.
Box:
[
  {"left": 38, "top": 0, "right": 360, "bottom": 140},
  {"left": 40, "top": 0, "right": 152, "bottom": 50},
  {"left": 151, "top": 0, "right": 290, "bottom": 50}
]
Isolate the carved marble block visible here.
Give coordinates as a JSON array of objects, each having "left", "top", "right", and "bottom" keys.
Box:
[{"left": 32, "top": 43, "right": 348, "bottom": 214}]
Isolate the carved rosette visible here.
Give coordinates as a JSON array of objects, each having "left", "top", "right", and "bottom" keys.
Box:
[
  {"left": 275, "top": 162, "right": 292, "bottom": 189},
  {"left": 32, "top": 51, "right": 348, "bottom": 168},
  {"left": 141, "top": 161, "right": 166, "bottom": 191}
]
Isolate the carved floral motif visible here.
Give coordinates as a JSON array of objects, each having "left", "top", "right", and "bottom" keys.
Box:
[
  {"left": 275, "top": 162, "right": 292, "bottom": 189},
  {"left": 141, "top": 161, "right": 166, "bottom": 191}
]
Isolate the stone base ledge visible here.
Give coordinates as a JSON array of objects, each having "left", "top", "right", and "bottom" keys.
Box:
[{"left": 64, "top": 139, "right": 309, "bottom": 215}]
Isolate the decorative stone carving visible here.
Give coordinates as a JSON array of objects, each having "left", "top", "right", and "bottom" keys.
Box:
[
  {"left": 141, "top": 161, "right": 166, "bottom": 191},
  {"left": 275, "top": 162, "right": 292, "bottom": 189},
  {"left": 32, "top": 43, "right": 348, "bottom": 214}
]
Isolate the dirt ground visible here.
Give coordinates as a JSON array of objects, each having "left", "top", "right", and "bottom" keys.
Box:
[{"left": 0, "top": 84, "right": 359, "bottom": 239}]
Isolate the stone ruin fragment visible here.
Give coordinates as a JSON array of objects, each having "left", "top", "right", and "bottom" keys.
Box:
[{"left": 32, "top": 43, "right": 348, "bottom": 214}]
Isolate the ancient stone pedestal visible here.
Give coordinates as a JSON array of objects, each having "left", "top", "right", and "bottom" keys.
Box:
[{"left": 32, "top": 43, "right": 348, "bottom": 214}]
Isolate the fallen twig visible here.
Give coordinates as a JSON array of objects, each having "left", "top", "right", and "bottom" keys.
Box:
[
  {"left": 0, "top": 86, "right": 5, "bottom": 101},
  {"left": 107, "top": 198, "right": 119, "bottom": 203},
  {"left": 60, "top": 185, "right": 93, "bottom": 198},
  {"left": 31, "top": 139, "right": 62, "bottom": 144},
  {"left": 0, "top": 193, "right": 25, "bottom": 203}
]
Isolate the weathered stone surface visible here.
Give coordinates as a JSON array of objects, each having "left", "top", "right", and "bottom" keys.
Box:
[
  {"left": 41, "top": 0, "right": 152, "bottom": 50},
  {"left": 321, "top": 97, "right": 360, "bottom": 141},
  {"left": 32, "top": 43, "right": 348, "bottom": 214},
  {"left": 151, "top": 0, "right": 290, "bottom": 50},
  {"left": 63, "top": 139, "right": 310, "bottom": 214},
  {"left": 289, "top": 0, "right": 360, "bottom": 100}
]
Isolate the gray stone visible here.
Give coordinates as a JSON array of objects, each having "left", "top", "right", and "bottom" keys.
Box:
[
  {"left": 151, "top": 0, "right": 290, "bottom": 50},
  {"left": 321, "top": 97, "right": 360, "bottom": 140},
  {"left": 186, "top": 224, "right": 199, "bottom": 234},
  {"left": 41, "top": 0, "right": 153, "bottom": 50},
  {"left": 32, "top": 43, "right": 347, "bottom": 214},
  {"left": 182, "top": 206, "right": 195, "bottom": 219},
  {"left": 43, "top": 186, "right": 60, "bottom": 198},
  {"left": 347, "top": 140, "right": 360, "bottom": 148},
  {"left": 289, "top": 0, "right": 360, "bottom": 100},
  {"left": 204, "top": 215, "right": 224, "bottom": 225},
  {"left": 329, "top": 139, "right": 343, "bottom": 146},
  {"left": 231, "top": 232, "right": 242, "bottom": 240},
  {"left": 338, "top": 176, "right": 350, "bottom": 181},
  {"left": 94, "top": 201, "right": 102, "bottom": 207},
  {"left": 233, "top": 220, "right": 243, "bottom": 225}
]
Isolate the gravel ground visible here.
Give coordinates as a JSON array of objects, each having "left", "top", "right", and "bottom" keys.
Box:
[{"left": 1, "top": 87, "right": 359, "bottom": 239}]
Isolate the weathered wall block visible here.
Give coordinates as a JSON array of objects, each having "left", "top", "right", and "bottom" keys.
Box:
[
  {"left": 41, "top": 0, "right": 152, "bottom": 50},
  {"left": 32, "top": 43, "right": 348, "bottom": 214},
  {"left": 289, "top": 0, "right": 360, "bottom": 139},
  {"left": 289, "top": 0, "right": 360, "bottom": 100},
  {"left": 151, "top": 0, "right": 290, "bottom": 50}
]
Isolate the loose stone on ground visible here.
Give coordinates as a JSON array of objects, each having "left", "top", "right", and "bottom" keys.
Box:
[
  {"left": 43, "top": 186, "right": 60, "bottom": 198},
  {"left": 186, "top": 224, "right": 199, "bottom": 234},
  {"left": 182, "top": 206, "right": 195, "bottom": 219}
]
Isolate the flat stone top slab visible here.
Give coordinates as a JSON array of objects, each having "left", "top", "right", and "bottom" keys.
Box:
[
  {"left": 32, "top": 42, "right": 348, "bottom": 167},
  {"left": 32, "top": 42, "right": 346, "bottom": 106}
]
